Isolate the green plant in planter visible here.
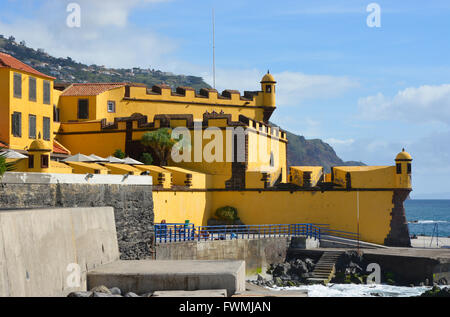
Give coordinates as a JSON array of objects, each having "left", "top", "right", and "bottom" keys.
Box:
[{"left": 215, "top": 206, "right": 238, "bottom": 221}]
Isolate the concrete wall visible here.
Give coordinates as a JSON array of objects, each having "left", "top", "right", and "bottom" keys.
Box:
[
  {"left": 0, "top": 173, "right": 154, "bottom": 260},
  {"left": 0, "top": 207, "right": 119, "bottom": 297},
  {"left": 154, "top": 237, "right": 317, "bottom": 277}
]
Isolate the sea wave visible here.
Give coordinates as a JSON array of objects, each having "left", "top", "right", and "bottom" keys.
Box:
[
  {"left": 271, "top": 284, "right": 432, "bottom": 297},
  {"left": 409, "top": 220, "right": 449, "bottom": 224}
]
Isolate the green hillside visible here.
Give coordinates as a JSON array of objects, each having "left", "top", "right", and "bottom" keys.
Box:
[
  {"left": 286, "top": 131, "right": 365, "bottom": 172},
  {"left": 0, "top": 35, "right": 210, "bottom": 90}
]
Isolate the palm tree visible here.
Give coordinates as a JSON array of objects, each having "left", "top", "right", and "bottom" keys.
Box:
[{"left": 141, "top": 128, "right": 177, "bottom": 166}]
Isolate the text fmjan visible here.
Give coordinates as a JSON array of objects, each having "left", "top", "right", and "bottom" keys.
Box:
[{"left": 224, "top": 301, "right": 271, "bottom": 313}]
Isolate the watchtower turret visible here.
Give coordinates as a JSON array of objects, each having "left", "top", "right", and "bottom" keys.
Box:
[
  {"left": 395, "top": 149, "right": 412, "bottom": 189},
  {"left": 261, "top": 71, "right": 276, "bottom": 108}
]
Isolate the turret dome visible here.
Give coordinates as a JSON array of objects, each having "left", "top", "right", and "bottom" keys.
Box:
[
  {"left": 395, "top": 149, "right": 412, "bottom": 161},
  {"left": 261, "top": 72, "right": 276, "bottom": 83},
  {"left": 29, "top": 140, "right": 51, "bottom": 152}
]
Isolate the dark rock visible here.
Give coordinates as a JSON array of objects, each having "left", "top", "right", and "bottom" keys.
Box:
[
  {"left": 274, "top": 277, "right": 283, "bottom": 287},
  {"left": 438, "top": 278, "right": 448, "bottom": 286},
  {"left": 271, "top": 263, "right": 291, "bottom": 280},
  {"left": 305, "top": 258, "right": 315, "bottom": 271},
  {"left": 110, "top": 287, "right": 122, "bottom": 296},
  {"left": 67, "top": 291, "right": 93, "bottom": 297},
  {"left": 419, "top": 286, "right": 450, "bottom": 297},
  {"left": 90, "top": 285, "right": 111, "bottom": 294},
  {"left": 91, "top": 292, "right": 122, "bottom": 297},
  {"left": 287, "top": 259, "right": 309, "bottom": 280},
  {"left": 350, "top": 274, "right": 363, "bottom": 284}
]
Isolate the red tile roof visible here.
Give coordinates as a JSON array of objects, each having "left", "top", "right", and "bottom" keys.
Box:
[
  {"left": 0, "top": 52, "right": 55, "bottom": 80},
  {"left": 0, "top": 140, "right": 8, "bottom": 149},
  {"left": 61, "top": 83, "right": 127, "bottom": 96},
  {"left": 53, "top": 140, "right": 71, "bottom": 155}
]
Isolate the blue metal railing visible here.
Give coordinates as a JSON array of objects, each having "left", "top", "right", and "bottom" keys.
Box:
[
  {"left": 311, "top": 223, "right": 361, "bottom": 241},
  {"left": 155, "top": 223, "right": 322, "bottom": 243}
]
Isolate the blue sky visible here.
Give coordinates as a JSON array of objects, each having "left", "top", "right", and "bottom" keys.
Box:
[{"left": 1, "top": 0, "right": 450, "bottom": 198}]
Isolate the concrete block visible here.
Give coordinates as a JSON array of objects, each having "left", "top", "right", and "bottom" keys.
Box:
[
  {"left": 87, "top": 260, "right": 246, "bottom": 296},
  {"left": 152, "top": 289, "right": 227, "bottom": 297},
  {"left": 0, "top": 207, "right": 119, "bottom": 297}
]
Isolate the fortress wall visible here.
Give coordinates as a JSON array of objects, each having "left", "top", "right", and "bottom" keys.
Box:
[
  {"left": 152, "top": 189, "right": 400, "bottom": 246},
  {"left": 153, "top": 191, "right": 212, "bottom": 226},
  {"left": 0, "top": 207, "right": 119, "bottom": 297},
  {"left": 210, "top": 190, "right": 395, "bottom": 245},
  {"left": 0, "top": 172, "right": 154, "bottom": 260}
]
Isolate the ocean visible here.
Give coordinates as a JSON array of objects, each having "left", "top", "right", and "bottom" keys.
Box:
[
  {"left": 405, "top": 200, "right": 450, "bottom": 237},
  {"left": 272, "top": 284, "right": 434, "bottom": 297}
]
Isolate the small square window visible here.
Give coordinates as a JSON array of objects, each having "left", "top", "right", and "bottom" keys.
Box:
[
  {"left": 107, "top": 101, "right": 116, "bottom": 113},
  {"left": 407, "top": 163, "right": 412, "bottom": 174},
  {"left": 266, "top": 85, "right": 272, "bottom": 93},
  {"left": 396, "top": 163, "right": 402, "bottom": 174}
]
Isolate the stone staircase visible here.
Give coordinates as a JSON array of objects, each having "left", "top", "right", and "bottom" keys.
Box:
[{"left": 307, "top": 251, "right": 343, "bottom": 285}]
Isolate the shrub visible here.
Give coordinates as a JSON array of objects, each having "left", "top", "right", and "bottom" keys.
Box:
[
  {"left": 215, "top": 206, "right": 238, "bottom": 221},
  {"left": 140, "top": 152, "right": 153, "bottom": 165},
  {"left": 113, "top": 149, "right": 126, "bottom": 159}
]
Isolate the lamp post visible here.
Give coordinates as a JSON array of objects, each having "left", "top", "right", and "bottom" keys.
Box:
[{"left": 357, "top": 190, "right": 360, "bottom": 255}]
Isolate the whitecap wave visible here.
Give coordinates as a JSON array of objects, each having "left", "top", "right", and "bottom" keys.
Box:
[
  {"left": 409, "top": 220, "right": 449, "bottom": 224},
  {"left": 271, "top": 284, "right": 432, "bottom": 297}
]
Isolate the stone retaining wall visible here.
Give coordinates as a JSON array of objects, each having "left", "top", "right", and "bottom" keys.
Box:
[{"left": 0, "top": 182, "right": 154, "bottom": 260}]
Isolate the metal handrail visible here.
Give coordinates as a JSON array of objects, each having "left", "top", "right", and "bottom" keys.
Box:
[{"left": 154, "top": 223, "right": 323, "bottom": 243}]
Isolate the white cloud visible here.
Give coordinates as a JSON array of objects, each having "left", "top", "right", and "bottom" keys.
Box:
[
  {"left": 0, "top": 0, "right": 175, "bottom": 69},
  {"left": 275, "top": 71, "right": 358, "bottom": 106},
  {"left": 199, "top": 68, "right": 358, "bottom": 107},
  {"left": 75, "top": 0, "right": 171, "bottom": 28},
  {"left": 358, "top": 84, "right": 450, "bottom": 125},
  {"left": 325, "top": 138, "right": 355, "bottom": 146}
]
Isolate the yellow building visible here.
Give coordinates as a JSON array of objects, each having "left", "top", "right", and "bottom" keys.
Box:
[
  {"left": 0, "top": 52, "right": 70, "bottom": 164},
  {"left": 0, "top": 54, "right": 414, "bottom": 247}
]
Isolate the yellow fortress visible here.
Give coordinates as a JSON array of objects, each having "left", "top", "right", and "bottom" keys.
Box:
[{"left": 0, "top": 53, "right": 412, "bottom": 247}]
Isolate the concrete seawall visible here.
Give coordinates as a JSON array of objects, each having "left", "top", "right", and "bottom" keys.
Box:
[
  {"left": 0, "top": 207, "right": 119, "bottom": 297},
  {"left": 155, "top": 237, "right": 319, "bottom": 277},
  {"left": 0, "top": 172, "right": 154, "bottom": 260}
]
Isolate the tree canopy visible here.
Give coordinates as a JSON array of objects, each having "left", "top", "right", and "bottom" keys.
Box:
[{"left": 141, "top": 128, "right": 177, "bottom": 166}]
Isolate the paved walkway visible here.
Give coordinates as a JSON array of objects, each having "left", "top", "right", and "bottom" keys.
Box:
[{"left": 411, "top": 236, "right": 450, "bottom": 249}]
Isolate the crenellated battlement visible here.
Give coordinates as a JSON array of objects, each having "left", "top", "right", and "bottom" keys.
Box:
[
  {"left": 122, "top": 73, "right": 277, "bottom": 109},
  {"left": 58, "top": 112, "right": 288, "bottom": 142}
]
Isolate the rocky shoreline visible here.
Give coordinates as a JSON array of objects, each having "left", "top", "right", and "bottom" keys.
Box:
[{"left": 248, "top": 250, "right": 449, "bottom": 297}]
